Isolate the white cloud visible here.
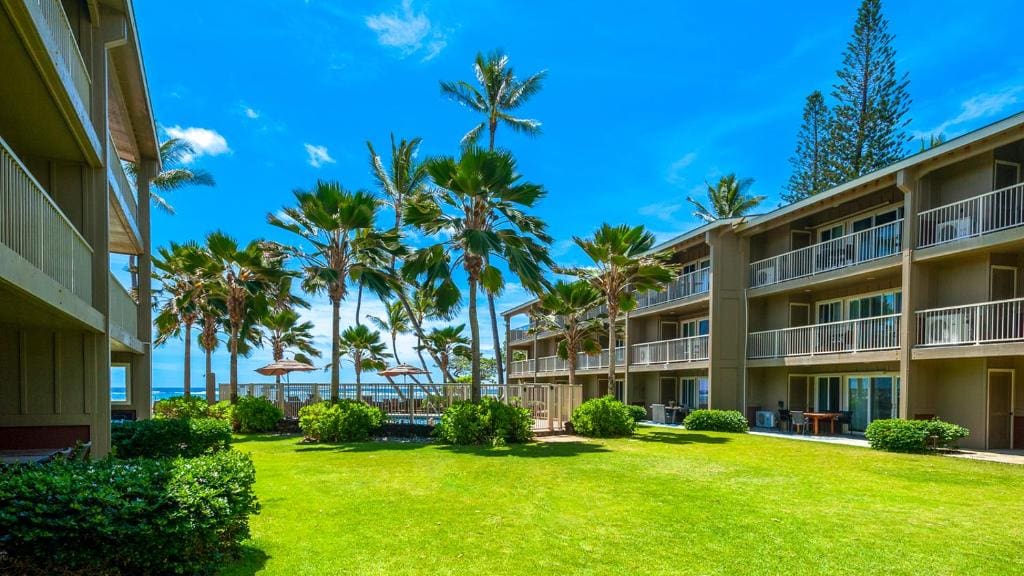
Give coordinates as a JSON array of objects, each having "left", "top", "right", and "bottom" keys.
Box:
[
  {"left": 365, "top": 0, "right": 447, "bottom": 61},
  {"left": 304, "top": 143, "right": 336, "bottom": 168},
  {"left": 163, "top": 125, "right": 230, "bottom": 163},
  {"left": 915, "top": 86, "right": 1023, "bottom": 138},
  {"left": 242, "top": 105, "right": 260, "bottom": 119},
  {"left": 638, "top": 201, "right": 684, "bottom": 223},
  {"left": 667, "top": 152, "right": 698, "bottom": 185}
]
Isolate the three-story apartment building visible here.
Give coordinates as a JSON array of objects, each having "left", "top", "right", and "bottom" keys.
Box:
[
  {"left": 0, "top": 0, "right": 159, "bottom": 456},
  {"left": 504, "top": 110, "right": 1024, "bottom": 450}
]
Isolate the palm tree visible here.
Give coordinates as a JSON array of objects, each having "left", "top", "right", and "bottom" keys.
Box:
[
  {"left": 419, "top": 325, "right": 471, "bottom": 380},
  {"left": 367, "top": 134, "right": 429, "bottom": 231},
  {"left": 261, "top": 308, "right": 321, "bottom": 383},
  {"left": 268, "top": 181, "right": 401, "bottom": 404},
  {"left": 152, "top": 242, "right": 203, "bottom": 396},
  {"left": 202, "top": 231, "right": 289, "bottom": 403},
  {"left": 687, "top": 174, "right": 764, "bottom": 223},
  {"left": 560, "top": 224, "right": 677, "bottom": 394},
  {"left": 127, "top": 137, "right": 215, "bottom": 215},
  {"left": 197, "top": 298, "right": 222, "bottom": 404},
  {"left": 440, "top": 50, "right": 547, "bottom": 388},
  {"left": 367, "top": 299, "right": 410, "bottom": 364},
  {"left": 338, "top": 324, "right": 391, "bottom": 402},
  {"left": 536, "top": 280, "right": 606, "bottom": 388},
  {"left": 405, "top": 147, "right": 552, "bottom": 401}
]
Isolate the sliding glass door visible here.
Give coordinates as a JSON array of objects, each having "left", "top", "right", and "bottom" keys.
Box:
[{"left": 846, "top": 375, "right": 897, "bottom": 432}]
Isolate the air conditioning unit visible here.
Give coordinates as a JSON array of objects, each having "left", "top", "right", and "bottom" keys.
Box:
[
  {"left": 756, "top": 265, "right": 776, "bottom": 286},
  {"left": 936, "top": 217, "right": 973, "bottom": 243},
  {"left": 755, "top": 410, "right": 776, "bottom": 429}
]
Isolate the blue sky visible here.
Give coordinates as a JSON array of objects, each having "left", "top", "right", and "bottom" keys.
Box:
[{"left": 133, "top": 0, "right": 1024, "bottom": 389}]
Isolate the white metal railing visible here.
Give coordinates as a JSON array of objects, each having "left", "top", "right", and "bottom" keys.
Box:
[
  {"left": 537, "top": 355, "right": 567, "bottom": 373},
  {"left": 918, "top": 183, "right": 1024, "bottom": 248},
  {"left": 32, "top": 0, "right": 92, "bottom": 111},
  {"left": 0, "top": 135, "right": 92, "bottom": 302},
  {"left": 747, "top": 314, "right": 901, "bottom": 359},
  {"left": 108, "top": 136, "right": 138, "bottom": 226},
  {"left": 510, "top": 358, "right": 535, "bottom": 375},
  {"left": 577, "top": 346, "right": 625, "bottom": 370},
  {"left": 632, "top": 335, "right": 709, "bottom": 364},
  {"left": 109, "top": 272, "right": 137, "bottom": 340},
  {"left": 636, "top": 268, "right": 710, "bottom": 309},
  {"left": 916, "top": 297, "right": 1024, "bottom": 346},
  {"left": 750, "top": 219, "right": 903, "bottom": 288},
  {"left": 509, "top": 324, "right": 531, "bottom": 343}
]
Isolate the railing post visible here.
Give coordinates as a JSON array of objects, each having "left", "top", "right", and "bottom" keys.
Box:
[
  {"left": 852, "top": 321, "right": 860, "bottom": 352},
  {"left": 974, "top": 305, "right": 981, "bottom": 345}
]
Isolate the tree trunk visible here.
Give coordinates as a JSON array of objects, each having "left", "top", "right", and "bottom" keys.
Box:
[
  {"left": 229, "top": 324, "right": 239, "bottom": 404},
  {"left": 392, "top": 332, "right": 400, "bottom": 364},
  {"left": 607, "top": 309, "right": 617, "bottom": 398},
  {"left": 205, "top": 347, "right": 214, "bottom": 405},
  {"left": 415, "top": 335, "right": 433, "bottom": 384},
  {"left": 468, "top": 277, "right": 481, "bottom": 402},
  {"left": 183, "top": 322, "right": 192, "bottom": 397},
  {"left": 488, "top": 292, "right": 504, "bottom": 387},
  {"left": 355, "top": 283, "right": 364, "bottom": 326},
  {"left": 330, "top": 298, "right": 341, "bottom": 404},
  {"left": 567, "top": 347, "right": 576, "bottom": 388},
  {"left": 355, "top": 355, "right": 362, "bottom": 403},
  {"left": 395, "top": 290, "right": 450, "bottom": 382}
]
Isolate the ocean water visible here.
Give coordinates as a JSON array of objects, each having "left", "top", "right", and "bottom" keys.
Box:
[{"left": 112, "top": 386, "right": 211, "bottom": 402}]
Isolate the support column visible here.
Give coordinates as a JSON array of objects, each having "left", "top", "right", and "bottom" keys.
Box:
[
  {"left": 897, "top": 168, "right": 921, "bottom": 420},
  {"left": 133, "top": 159, "right": 157, "bottom": 419},
  {"left": 622, "top": 311, "right": 631, "bottom": 403},
  {"left": 504, "top": 315, "right": 512, "bottom": 387},
  {"left": 707, "top": 227, "right": 746, "bottom": 411}
]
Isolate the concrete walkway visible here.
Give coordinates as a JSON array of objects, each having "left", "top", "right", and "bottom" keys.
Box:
[
  {"left": 944, "top": 449, "right": 1024, "bottom": 465},
  {"left": 749, "top": 428, "right": 870, "bottom": 447}
]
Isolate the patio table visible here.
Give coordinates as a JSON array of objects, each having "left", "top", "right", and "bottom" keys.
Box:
[
  {"left": 0, "top": 448, "right": 63, "bottom": 465},
  {"left": 803, "top": 412, "right": 840, "bottom": 435}
]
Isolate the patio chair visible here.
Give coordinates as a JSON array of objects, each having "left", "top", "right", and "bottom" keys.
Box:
[
  {"left": 777, "top": 409, "right": 791, "bottom": 432},
  {"left": 790, "top": 411, "right": 806, "bottom": 435},
  {"left": 836, "top": 411, "right": 853, "bottom": 435}
]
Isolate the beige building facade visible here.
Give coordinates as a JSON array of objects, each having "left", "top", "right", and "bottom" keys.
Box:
[{"left": 0, "top": 0, "right": 158, "bottom": 456}]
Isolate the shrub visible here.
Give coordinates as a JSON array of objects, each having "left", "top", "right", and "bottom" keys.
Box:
[
  {"left": 865, "top": 418, "right": 969, "bottom": 453},
  {"left": 112, "top": 417, "right": 231, "bottom": 459},
  {"left": 433, "top": 398, "right": 534, "bottom": 446},
  {"left": 570, "top": 396, "right": 636, "bottom": 438},
  {"left": 154, "top": 394, "right": 214, "bottom": 419},
  {"left": 298, "top": 400, "right": 386, "bottom": 442},
  {"left": 0, "top": 451, "right": 259, "bottom": 575},
  {"left": 233, "top": 396, "right": 284, "bottom": 433},
  {"left": 209, "top": 399, "right": 235, "bottom": 422},
  {"left": 627, "top": 404, "right": 648, "bottom": 423},
  {"left": 683, "top": 409, "right": 749, "bottom": 433}
]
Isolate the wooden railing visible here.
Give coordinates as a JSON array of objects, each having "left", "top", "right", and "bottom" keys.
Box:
[
  {"left": 747, "top": 314, "right": 901, "bottom": 359},
  {"left": 632, "top": 335, "right": 709, "bottom": 364},
  {"left": 31, "top": 0, "right": 91, "bottom": 111},
  {"left": 510, "top": 358, "right": 535, "bottom": 375},
  {"left": 635, "top": 268, "right": 710, "bottom": 309},
  {"left": 918, "top": 183, "right": 1024, "bottom": 248},
  {"left": 0, "top": 135, "right": 92, "bottom": 302},
  {"left": 109, "top": 272, "right": 137, "bottom": 341},
  {"left": 916, "top": 297, "right": 1024, "bottom": 346},
  {"left": 108, "top": 136, "right": 137, "bottom": 226}
]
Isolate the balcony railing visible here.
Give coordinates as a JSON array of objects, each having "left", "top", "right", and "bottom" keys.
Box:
[
  {"left": 635, "top": 268, "right": 710, "bottom": 309},
  {"left": 1, "top": 135, "right": 92, "bottom": 302},
  {"left": 109, "top": 273, "right": 138, "bottom": 341},
  {"left": 916, "top": 297, "right": 1024, "bottom": 346},
  {"left": 577, "top": 346, "right": 625, "bottom": 370},
  {"left": 632, "top": 335, "right": 709, "bottom": 364},
  {"left": 750, "top": 220, "right": 903, "bottom": 288},
  {"left": 918, "top": 183, "right": 1024, "bottom": 248},
  {"left": 108, "top": 136, "right": 138, "bottom": 226},
  {"left": 510, "top": 359, "right": 535, "bottom": 375},
  {"left": 747, "top": 314, "right": 901, "bottom": 359},
  {"left": 31, "top": 0, "right": 92, "bottom": 111},
  {"left": 510, "top": 323, "right": 531, "bottom": 343}
]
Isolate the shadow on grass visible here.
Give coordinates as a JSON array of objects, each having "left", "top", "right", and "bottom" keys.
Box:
[
  {"left": 231, "top": 433, "right": 303, "bottom": 445},
  {"left": 294, "top": 440, "right": 432, "bottom": 454},
  {"left": 632, "top": 430, "right": 732, "bottom": 446},
  {"left": 436, "top": 440, "right": 611, "bottom": 458},
  {"left": 218, "top": 544, "right": 268, "bottom": 576}
]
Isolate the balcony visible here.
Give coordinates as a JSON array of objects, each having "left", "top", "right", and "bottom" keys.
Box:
[
  {"left": 916, "top": 298, "right": 1024, "bottom": 347},
  {"left": 749, "top": 220, "right": 903, "bottom": 289},
  {"left": 509, "top": 324, "right": 531, "bottom": 343},
  {"left": 917, "top": 183, "right": 1024, "bottom": 249},
  {"left": 747, "top": 314, "right": 901, "bottom": 359},
  {"left": 631, "top": 335, "right": 709, "bottom": 365},
  {"left": 510, "top": 359, "right": 535, "bottom": 375},
  {"left": 109, "top": 272, "right": 141, "bottom": 351},
  {"left": 0, "top": 135, "right": 92, "bottom": 303},
  {"left": 635, "top": 268, "right": 710, "bottom": 310}
]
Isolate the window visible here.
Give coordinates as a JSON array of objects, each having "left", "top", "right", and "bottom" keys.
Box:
[
  {"left": 846, "top": 375, "right": 897, "bottom": 431},
  {"left": 111, "top": 364, "right": 130, "bottom": 404},
  {"left": 815, "top": 376, "right": 841, "bottom": 411},
  {"left": 681, "top": 317, "right": 709, "bottom": 337},
  {"left": 819, "top": 224, "right": 844, "bottom": 243},
  {"left": 847, "top": 290, "right": 901, "bottom": 320},
  {"left": 817, "top": 300, "right": 842, "bottom": 323}
]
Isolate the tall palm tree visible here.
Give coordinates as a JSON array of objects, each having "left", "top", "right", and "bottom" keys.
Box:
[
  {"left": 197, "top": 298, "right": 222, "bottom": 404},
  {"left": 560, "top": 224, "right": 677, "bottom": 394},
  {"left": 536, "top": 280, "right": 606, "bottom": 388},
  {"left": 419, "top": 324, "right": 471, "bottom": 380},
  {"left": 338, "top": 324, "right": 391, "bottom": 402},
  {"left": 440, "top": 50, "right": 547, "bottom": 388},
  {"left": 405, "top": 147, "right": 552, "bottom": 401},
  {"left": 367, "top": 299, "right": 410, "bottom": 364},
  {"left": 127, "top": 137, "right": 215, "bottom": 215},
  {"left": 268, "top": 181, "right": 401, "bottom": 404},
  {"left": 687, "top": 174, "right": 764, "bottom": 223},
  {"left": 261, "top": 308, "right": 321, "bottom": 383},
  {"left": 152, "top": 241, "right": 203, "bottom": 396},
  {"left": 202, "top": 231, "right": 289, "bottom": 403},
  {"left": 367, "top": 134, "right": 429, "bottom": 231}
]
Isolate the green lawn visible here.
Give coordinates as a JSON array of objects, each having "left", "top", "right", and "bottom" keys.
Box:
[{"left": 223, "top": 427, "right": 1024, "bottom": 576}]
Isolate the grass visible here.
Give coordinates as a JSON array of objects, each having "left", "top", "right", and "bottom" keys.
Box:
[{"left": 222, "top": 426, "right": 1024, "bottom": 576}]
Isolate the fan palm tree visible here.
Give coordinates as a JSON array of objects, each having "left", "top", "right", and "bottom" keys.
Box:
[
  {"left": 687, "top": 174, "right": 764, "bottom": 223},
  {"left": 261, "top": 308, "right": 321, "bottom": 384},
  {"left": 197, "top": 298, "right": 222, "bottom": 404},
  {"left": 152, "top": 241, "right": 204, "bottom": 396},
  {"left": 404, "top": 147, "right": 552, "bottom": 401},
  {"left": 441, "top": 50, "right": 547, "bottom": 388},
  {"left": 338, "top": 324, "right": 391, "bottom": 402},
  {"left": 419, "top": 324, "right": 471, "bottom": 380},
  {"left": 201, "top": 231, "right": 290, "bottom": 403},
  {"left": 366, "top": 299, "right": 410, "bottom": 364},
  {"left": 268, "top": 181, "right": 401, "bottom": 404},
  {"left": 560, "top": 224, "right": 677, "bottom": 393},
  {"left": 536, "top": 280, "right": 606, "bottom": 387},
  {"left": 127, "top": 137, "right": 215, "bottom": 215}
]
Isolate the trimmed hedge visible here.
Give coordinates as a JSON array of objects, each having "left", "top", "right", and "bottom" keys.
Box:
[
  {"left": 298, "top": 400, "right": 386, "bottom": 442},
  {"left": 627, "top": 404, "right": 648, "bottom": 423},
  {"left": 233, "top": 396, "right": 284, "bottom": 433},
  {"left": 570, "top": 396, "right": 636, "bottom": 438},
  {"left": 0, "top": 450, "right": 259, "bottom": 575},
  {"left": 865, "top": 418, "right": 969, "bottom": 453},
  {"left": 111, "top": 417, "right": 232, "bottom": 459},
  {"left": 683, "top": 409, "right": 749, "bottom": 433},
  {"left": 434, "top": 398, "right": 534, "bottom": 446},
  {"left": 154, "top": 395, "right": 234, "bottom": 422}
]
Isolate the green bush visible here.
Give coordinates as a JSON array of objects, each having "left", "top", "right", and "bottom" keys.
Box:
[
  {"left": 154, "top": 394, "right": 214, "bottom": 419},
  {"left": 112, "top": 417, "right": 232, "bottom": 459},
  {"left": 683, "top": 409, "right": 749, "bottom": 433},
  {"left": 233, "top": 396, "right": 284, "bottom": 433},
  {"left": 865, "top": 418, "right": 969, "bottom": 453},
  {"left": 627, "top": 404, "right": 648, "bottom": 422},
  {"left": 209, "top": 399, "right": 235, "bottom": 421},
  {"left": 298, "top": 400, "right": 386, "bottom": 442},
  {"left": 434, "top": 398, "right": 534, "bottom": 446},
  {"left": 570, "top": 396, "right": 636, "bottom": 438},
  {"left": 0, "top": 450, "right": 259, "bottom": 575}
]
